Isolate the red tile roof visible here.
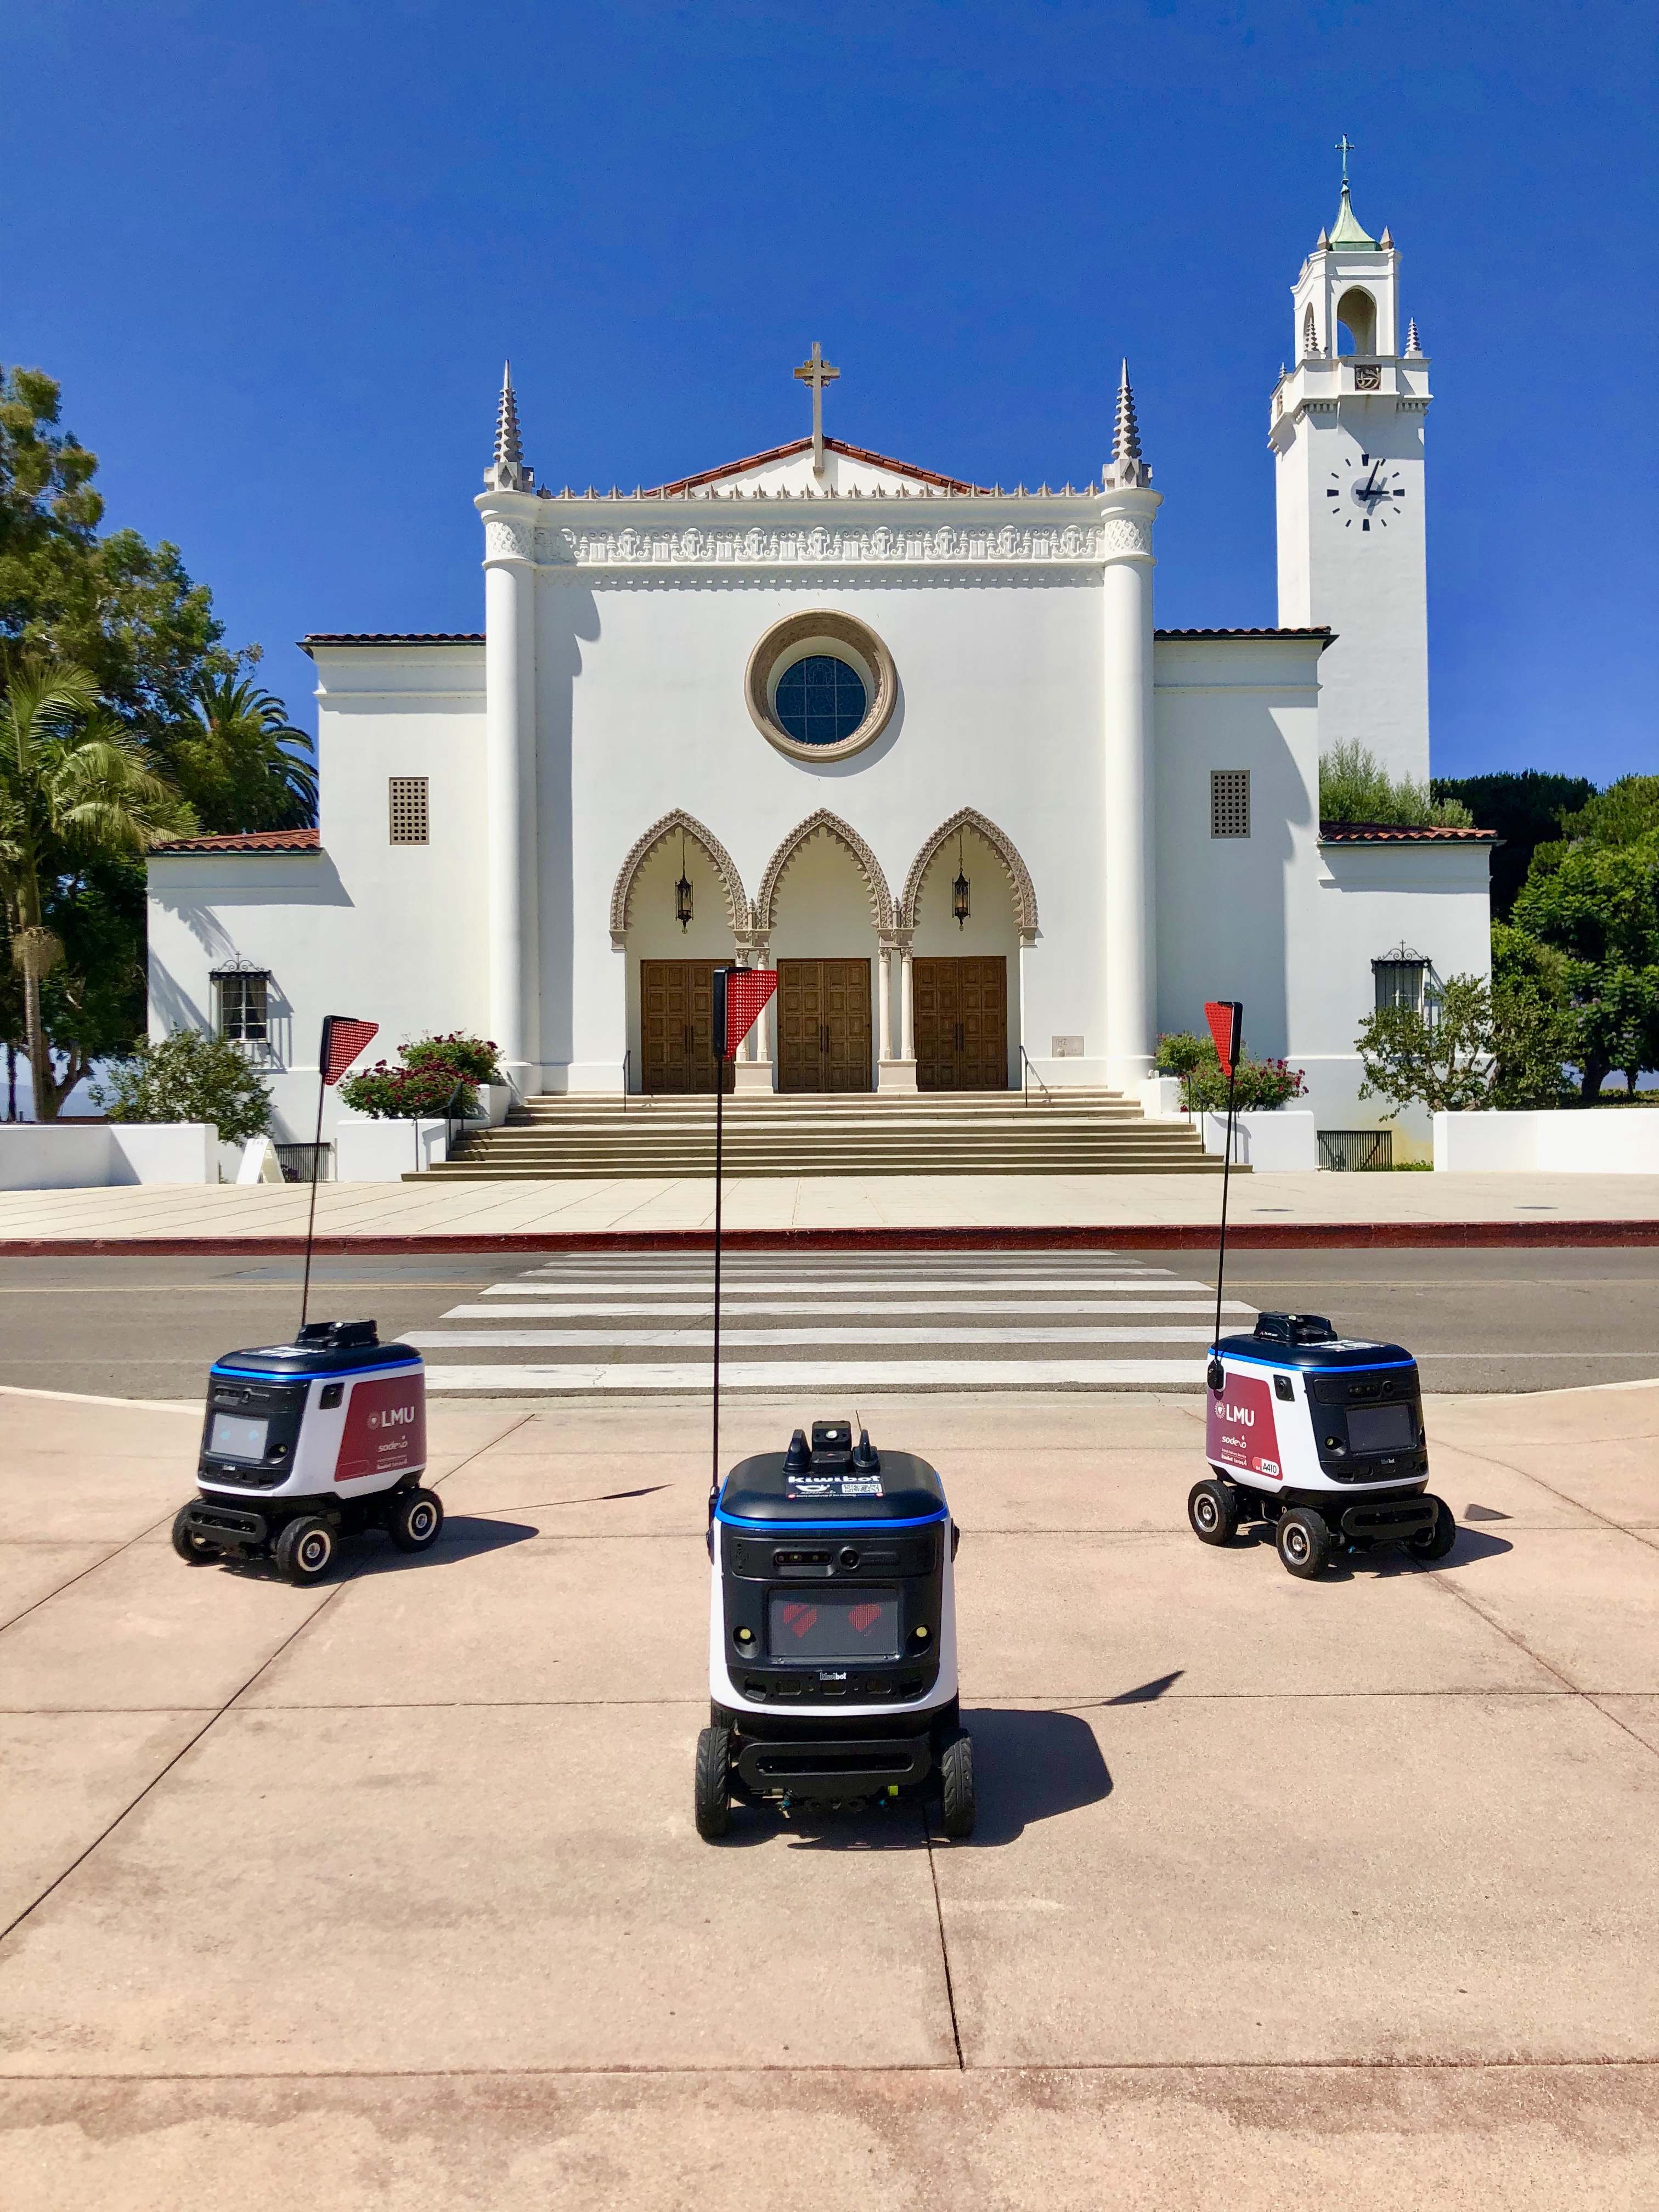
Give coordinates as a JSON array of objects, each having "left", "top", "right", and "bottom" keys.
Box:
[
  {"left": 645, "top": 436, "right": 985, "bottom": 496},
  {"left": 300, "top": 634, "right": 483, "bottom": 651},
  {"left": 1320, "top": 821, "right": 1497, "bottom": 843},
  {"left": 153, "top": 827, "right": 321, "bottom": 855}
]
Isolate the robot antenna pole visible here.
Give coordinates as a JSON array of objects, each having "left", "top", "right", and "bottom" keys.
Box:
[
  {"left": 299, "top": 1017, "right": 331, "bottom": 1335},
  {"left": 1212, "top": 1028, "right": 1239, "bottom": 1367},
  {"left": 711, "top": 1026, "right": 725, "bottom": 1519}
]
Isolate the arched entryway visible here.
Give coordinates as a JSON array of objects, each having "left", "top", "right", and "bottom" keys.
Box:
[
  {"left": 611, "top": 811, "right": 749, "bottom": 1093},
  {"left": 900, "top": 810, "right": 1036, "bottom": 1091},
  {"left": 755, "top": 811, "right": 894, "bottom": 1093}
]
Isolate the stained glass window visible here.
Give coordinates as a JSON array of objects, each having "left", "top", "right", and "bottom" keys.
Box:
[{"left": 775, "top": 656, "right": 867, "bottom": 747}]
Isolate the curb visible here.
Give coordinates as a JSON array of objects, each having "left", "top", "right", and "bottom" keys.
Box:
[{"left": 0, "top": 1220, "right": 1654, "bottom": 1256}]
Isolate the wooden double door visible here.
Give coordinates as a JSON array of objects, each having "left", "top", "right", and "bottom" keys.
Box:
[
  {"left": 777, "top": 958, "right": 873, "bottom": 1093},
  {"left": 915, "top": 956, "right": 1008, "bottom": 1091},
  {"left": 640, "top": 961, "right": 734, "bottom": 1093}
]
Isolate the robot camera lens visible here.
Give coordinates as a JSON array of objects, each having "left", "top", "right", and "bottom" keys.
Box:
[{"left": 838, "top": 1547, "right": 859, "bottom": 1568}]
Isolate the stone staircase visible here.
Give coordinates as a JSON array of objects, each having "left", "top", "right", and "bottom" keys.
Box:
[{"left": 417, "top": 1088, "right": 1226, "bottom": 1180}]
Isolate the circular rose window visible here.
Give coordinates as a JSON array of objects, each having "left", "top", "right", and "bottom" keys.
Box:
[{"left": 744, "top": 610, "right": 896, "bottom": 763}]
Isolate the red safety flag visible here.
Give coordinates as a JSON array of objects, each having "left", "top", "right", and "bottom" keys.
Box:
[
  {"left": 1204, "top": 1000, "right": 1243, "bottom": 1079},
  {"left": 321, "top": 1016, "right": 379, "bottom": 1086},
  {"left": 722, "top": 968, "right": 778, "bottom": 1058}
]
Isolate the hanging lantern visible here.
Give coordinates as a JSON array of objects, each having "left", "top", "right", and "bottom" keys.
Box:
[
  {"left": 952, "top": 834, "right": 970, "bottom": 929},
  {"left": 675, "top": 834, "right": 693, "bottom": 932}
]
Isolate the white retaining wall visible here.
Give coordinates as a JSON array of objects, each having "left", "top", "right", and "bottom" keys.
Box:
[
  {"left": 334, "top": 1119, "right": 450, "bottom": 1182},
  {"left": 1434, "top": 1110, "right": 1659, "bottom": 1173},
  {"left": 1199, "top": 1110, "right": 1318, "bottom": 1171},
  {"left": 0, "top": 1122, "right": 221, "bottom": 1189}
]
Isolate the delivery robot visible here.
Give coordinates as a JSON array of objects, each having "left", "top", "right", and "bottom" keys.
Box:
[
  {"left": 1193, "top": 1311, "right": 1457, "bottom": 1578},
  {"left": 697, "top": 1418, "right": 973, "bottom": 1839},
  {"left": 172, "top": 1319, "right": 441, "bottom": 1584}
]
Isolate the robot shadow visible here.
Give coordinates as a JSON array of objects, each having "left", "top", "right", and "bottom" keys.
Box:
[
  {"left": 1229, "top": 1523, "right": 1514, "bottom": 1577},
  {"left": 725, "top": 1708, "right": 1111, "bottom": 1852},
  {"left": 359, "top": 1515, "right": 541, "bottom": 1572},
  {"left": 209, "top": 1515, "right": 539, "bottom": 1584}
]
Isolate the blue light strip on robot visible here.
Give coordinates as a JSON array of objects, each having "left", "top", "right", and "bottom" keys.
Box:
[
  {"left": 1211, "top": 1352, "right": 1417, "bottom": 1375},
  {"left": 210, "top": 1361, "right": 422, "bottom": 1383},
  {"left": 713, "top": 1504, "right": 949, "bottom": 1532}
]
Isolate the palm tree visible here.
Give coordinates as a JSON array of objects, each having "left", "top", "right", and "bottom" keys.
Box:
[
  {"left": 0, "top": 657, "right": 188, "bottom": 1119},
  {"left": 173, "top": 674, "right": 318, "bottom": 832}
]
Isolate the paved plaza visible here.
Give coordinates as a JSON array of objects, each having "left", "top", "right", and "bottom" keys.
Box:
[
  {"left": 2, "top": 1379, "right": 1656, "bottom": 2207},
  {"left": 3, "top": 1166, "right": 1658, "bottom": 1251}
]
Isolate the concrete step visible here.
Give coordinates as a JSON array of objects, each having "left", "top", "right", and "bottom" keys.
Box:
[{"left": 415, "top": 1083, "right": 1221, "bottom": 1181}]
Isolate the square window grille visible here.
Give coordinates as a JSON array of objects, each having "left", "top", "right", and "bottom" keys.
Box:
[
  {"left": 216, "top": 972, "right": 268, "bottom": 1043},
  {"left": 389, "top": 776, "right": 430, "bottom": 844},
  {"left": 1211, "top": 769, "right": 1250, "bottom": 838}
]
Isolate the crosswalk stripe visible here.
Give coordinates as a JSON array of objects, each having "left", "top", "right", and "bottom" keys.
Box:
[
  {"left": 422, "top": 1358, "right": 1206, "bottom": 1393},
  {"left": 405, "top": 1248, "right": 1245, "bottom": 1396},
  {"left": 442, "top": 1291, "right": 1248, "bottom": 1309},
  {"left": 408, "top": 1325, "right": 1223, "bottom": 1348},
  {"left": 491, "top": 1276, "right": 1216, "bottom": 1297}
]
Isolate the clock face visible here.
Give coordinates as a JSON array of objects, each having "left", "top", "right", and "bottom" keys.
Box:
[{"left": 1327, "top": 452, "right": 1406, "bottom": 532}]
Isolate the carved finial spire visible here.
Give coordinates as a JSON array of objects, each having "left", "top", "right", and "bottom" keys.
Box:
[
  {"left": 1405, "top": 318, "right": 1423, "bottom": 357},
  {"left": 483, "top": 361, "right": 534, "bottom": 493},
  {"left": 1114, "top": 361, "right": 1142, "bottom": 463},
  {"left": 1103, "top": 360, "right": 1152, "bottom": 489}
]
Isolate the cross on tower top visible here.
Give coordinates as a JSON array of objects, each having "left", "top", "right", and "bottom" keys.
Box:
[
  {"left": 1335, "top": 133, "right": 1356, "bottom": 182},
  {"left": 793, "top": 341, "right": 840, "bottom": 479}
]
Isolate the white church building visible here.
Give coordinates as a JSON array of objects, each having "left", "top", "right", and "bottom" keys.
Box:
[{"left": 147, "top": 177, "right": 1493, "bottom": 1153}]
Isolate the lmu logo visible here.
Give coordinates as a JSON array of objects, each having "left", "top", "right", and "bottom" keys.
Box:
[
  {"left": 1206, "top": 1370, "right": 1281, "bottom": 1480},
  {"left": 336, "top": 1375, "right": 426, "bottom": 1482}
]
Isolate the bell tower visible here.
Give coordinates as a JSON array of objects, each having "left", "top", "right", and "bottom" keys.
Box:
[{"left": 1271, "top": 159, "right": 1433, "bottom": 785}]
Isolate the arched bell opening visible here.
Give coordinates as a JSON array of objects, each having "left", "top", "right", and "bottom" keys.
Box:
[{"left": 1335, "top": 286, "right": 1378, "bottom": 357}]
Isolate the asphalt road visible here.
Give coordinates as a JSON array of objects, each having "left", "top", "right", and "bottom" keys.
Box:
[{"left": 0, "top": 1246, "right": 1655, "bottom": 1401}]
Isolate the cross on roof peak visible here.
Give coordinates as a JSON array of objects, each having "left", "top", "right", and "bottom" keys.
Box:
[
  {"left": 793, "top": 342, "right": 840, "bottom": 479},
  {"left": 1335, "top": 133, "right": 1356, "bottom": 183}
]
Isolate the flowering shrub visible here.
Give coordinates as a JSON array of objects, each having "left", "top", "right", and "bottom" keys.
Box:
[
  {"left": 401, "top": 1032, "right": 503, "bottom": 1085},
  {"left": 1153, "top": 1031, "right": 1307, "bottom": 1113},
  {"left": 338, "top": 1059, "right": 478, "bottom": 1119},
  {"left": 337, "top": 1033, "right": 501, "bottom": 1119}
]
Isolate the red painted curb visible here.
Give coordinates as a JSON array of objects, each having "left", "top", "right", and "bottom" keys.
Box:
[{"left": 0, "top": 1220, "right": 1652, "bottom": 1257}]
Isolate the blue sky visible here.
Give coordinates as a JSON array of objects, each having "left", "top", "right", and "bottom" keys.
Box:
[{"left": 8, "top": 0, "right": 1655, "bottom": 785}]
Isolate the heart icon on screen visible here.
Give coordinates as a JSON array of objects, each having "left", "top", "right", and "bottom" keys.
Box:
[
  {"left": 781, "top": 1604, "right": 818, "bottom": 1639},
  {"left": 849, "top": 1604, "right": 883, "bottom": 1634}
]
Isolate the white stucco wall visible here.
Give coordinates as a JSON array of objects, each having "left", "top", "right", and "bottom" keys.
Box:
[
  {"left": 146, "top": 642, "right": 488, "bottom": 1142},
  {"left": 555, "top": 571, "right": 1111, "bottom": 1091}
]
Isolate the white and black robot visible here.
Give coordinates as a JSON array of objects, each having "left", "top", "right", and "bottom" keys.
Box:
[
  {"left": 1192, "top": 1312, "right": 1456, "bottom": 1578},
  {"left": 697, "top": 1418, "right": 973, "bottom": 1839},
  {"left": 172, "top": 1320, "right": 441, "bottom": 1584}
]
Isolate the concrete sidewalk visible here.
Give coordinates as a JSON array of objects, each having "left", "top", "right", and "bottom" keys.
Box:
[
  {"left": 3, "top": 1166, "right": 1659, "bottom": 1250},
  {"left": 2, "top": 1380, "right": 1656, "bottom": 2206}
]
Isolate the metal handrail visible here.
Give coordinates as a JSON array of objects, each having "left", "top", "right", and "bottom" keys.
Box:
[
  {"left": 622, "top": 1049, "right": 630, "bottom": 1111},
  {"left": 1019, "top": 1045, "right": 1053, "bottom": 1107}
]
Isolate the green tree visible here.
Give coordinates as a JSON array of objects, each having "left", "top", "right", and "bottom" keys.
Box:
[
  {"left": 1510, "top": 788, "right": 1659, "bottom": 1098},
  {"left": 1319, "top": 740, "right": 1474, "bottom": 829},
  {"left": 1, "top": 366, "right": 227, "bottom": 741},
  {"left": 170, "top": 674, "right": 316, "bottom": 833},
  {"left": 93, "top": 1028, "right": 272, "bottom": 1143},
  {"left": 1355, "top": 972, "right": 1574, "bottom": 1117},
  {"left": 0, "top": 658, "right": 188, "bottom": 1118},
  {"left": 1430, "top": 770, "right": 1598, "bottom": 918}
]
